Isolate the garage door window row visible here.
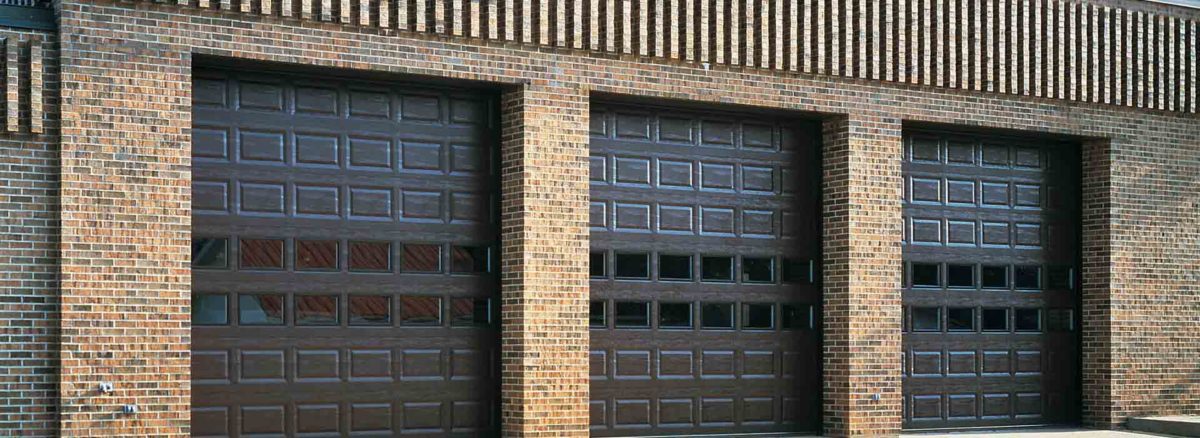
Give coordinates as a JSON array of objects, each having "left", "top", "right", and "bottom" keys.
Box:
[
  {"left": 193, "top": 236, "right": 493, "bottom": 274},
  {"left": 590, "top": 300, "right": 815, "bottom": 331},
  {"left": 590, "top": 251, "right": 816, "bottom": 284},
  {"left": 906, "top": 262, "right": 1074, "bottom": 291},
  {"left": 904, "top": 306, "right": 1075, "bottom": 333},
  {"left": 193, "top": 292, "right": 493, "bottom": 327}
]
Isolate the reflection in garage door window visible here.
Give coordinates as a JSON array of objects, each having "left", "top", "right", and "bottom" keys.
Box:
[
  {"left": 658, "top": 302, "right": 692, "bottom": 328},
  {"left": 402, "top": 244, "right": 442, "bottom": 273},
  {"left": 192, "top": 237, "right": 228, "bottom": 269},
  {"left": 295, "top": 295, "right": 339, "bottom": 325},
  {"left": 349, "top": 241, "right": 391, "bottom": 272},
  {"left": 701, "top": 256, "right": 734, "bottom": 282},
  {"left": 348, "top": 295, "right": 391, "bottom": 326},
  {"left": 399, "top": 296, "right": 441, "bottom": 325},
  {"left": 451, "top": 298, "right": 491, "bottom": 326},
  {"left": 701, "top": 303, "right": 734, "bottom": 329},
  {"left": 239, "top": 294, "right": 285, "bottom": 325},
  {"left": 240, "top": 238, "right": 284, "bottom": 270},
  {"left": 614, "top": 301, "right": 649, "bottom": 328},
  {"left": 193, "top": 293, "right": 228, "bottom": 325}
]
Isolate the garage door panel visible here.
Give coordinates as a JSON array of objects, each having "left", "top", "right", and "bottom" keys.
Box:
[
  {"left": 193, "top": 68, "right": 499, "bottom": 437},
  {"left": 902, "top": 132, "right": 1079, "bottom": 430},
  {"left": 590, "top": 102, "right": 821, "bottom": 436}
]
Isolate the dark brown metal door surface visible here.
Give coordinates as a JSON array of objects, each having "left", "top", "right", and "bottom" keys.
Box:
[
  {"left": 190, "top": 66, "right": 499, "bottom": 437},
  {"left": 588, "top": 102, "right": 822, "bottom": 436},
  {"left": 901, "top": 130, "right": 1080, "bottom": 429}
]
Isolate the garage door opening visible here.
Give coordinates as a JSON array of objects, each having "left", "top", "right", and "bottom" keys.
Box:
[
  {"left": 588, "top": 100, "right": 823, "bottom": 436},
  {"left": 189, "top": 65, "right": 501, "bottom": 436},
  {"left": 901, "top": 129, "right": 1081, "bottom": 429}
]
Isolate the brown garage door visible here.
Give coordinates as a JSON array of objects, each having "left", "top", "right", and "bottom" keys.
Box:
[
  {"left": 190, "top": 66, "right": 499, "bottom": 437},
  {"left": 588, "top": 101, "right": 822, "bottom": 436},
  {"left": 902, "top": 130, "right": 1080, "bottom": 429}
]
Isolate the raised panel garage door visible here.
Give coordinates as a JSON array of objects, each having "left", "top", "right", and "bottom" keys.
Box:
[
  {"left": 588, "top": 102, "right": 822, "bottom": 436},
  {"left": 902, "top": 131, "right": 1080, "bottom": 429},
  {"left": 190, "top": 67, "right": 499, "bottom": 437}
]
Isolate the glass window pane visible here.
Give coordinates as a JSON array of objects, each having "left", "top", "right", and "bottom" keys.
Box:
[
  {"left": 349, "top": 241, "right": 391, "bottom": 272},
  {"left": 743, "top": 303, "right": 775, "bottom": 330},
  {"left": 193, "top": 237, "right": 228, "bottom": 269},
  {"left": 349, "top": 295, "right": 391, "bottom": 326},
  {"left": 982, "top": 308, "right": 1010, "bottom": 331},
  {"left": 742, "top": 257, "right": 775, "bottom": 283},
  {"left": 1047, "top": 308, "right": 1074, "bottom": 331},
  {"left": 614, "top": 253, "right": 649, "bottom": 279},
  {"left": 295, "top": 295, "right": 339, "bottom": 326},
  {"left": 701, "top": 256, "right": 734, "bottom": 282},
  {"left": 399, "top": 296, "right": 441, "bottom": 325},
  {"left": 402, "top": 244, "right": 442, "bottom": 273},
  {"left": 1015, "top": 308, "right": 1041, "bottom": 332},
  {"left": 240, "top": 238, "right": 284, "bottom": 269},
  {"left": 450, "top": 298, "right": 491, "bottom": 326},
  {"left": 590, "top": 252, "right": 607, "bottom": 278},
  {"left": 701, "top": 303, "right": 734, "bottom": 329},
  {"left": 1047, "top": 266, "right": 1073, "bottom": 290},
  {"left": 781, "top": 304, "right": 812, "bottom": 330},
  {"left": 614, "top": 301, "right": 650, "bottom": 328},
  {"left": 947, "top": 307, "right": 975, "bottom": 331},
  {"left": 239, "top": 294, "right": 285, "bottom": 325},
  {"left": 981, "top": 265, "right": 1009, "bottom": 289},
  {"left": 658, "top": 254, "right": 692, "bottom": 281},
  {"left": 1014, "top": 265, "right": 1041, "bottom": 289},
  {"left": 296, "top": 240, "right": 339, "bottom": 271},
  {"left": 193, "top": 293, "right": 228, "bottom": 325},
  {"left": 658, "top": 302, "right": 692, "bottom": 328},
  {"left": 947, "top": 264, "right": 974, "bottom": 288},
  {"left": 912, "top": 307, "right": 940, "bottom": 331},
  {"left": 589, "top": 301, "right": 606, "bottom": 327},
  {"left": 451, "top": 246, "right": 491, "bottom": 273},
  {"left": 782, "top": 258, "right": 812, "bottom": 284},
  {"left": 912, "top": 263, "right": 940, "bottom": 287}
]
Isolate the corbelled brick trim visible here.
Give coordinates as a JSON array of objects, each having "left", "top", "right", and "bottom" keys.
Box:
[
  {"left": 56, "top": 16, "right": 191, "bottom": 436},
  {"left": 499, "top": 84, "right": 590, "bottom": 437},
  {"left": 132, "top": 0, "right": 1199, "bottom": 115},
  {"left": 0, "top": 27, "right": 58, "bottom": 437},
  {"left": 821, "top": 114, "right": 904, "bottom": 436}
]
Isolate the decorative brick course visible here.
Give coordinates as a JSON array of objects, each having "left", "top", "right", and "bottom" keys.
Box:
[{"left": 0, "top": 0, "right": 1191, "bottom": 436}]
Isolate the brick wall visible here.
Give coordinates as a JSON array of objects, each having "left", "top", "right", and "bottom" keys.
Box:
[
  {"left": 499, "top": 84, "right": 591, "bottom": 437},
  {"left": 0, "top": 28, "right": 57, "bottom": 436},
  {"left": 56, "top": 7, "right": 192, "bottom": 434},
  {"left": 20, "top": 0, "right": 1200, "bottom": 435},
  {"left": 821, "top": 114, "right": 904, "bottom": 436}
]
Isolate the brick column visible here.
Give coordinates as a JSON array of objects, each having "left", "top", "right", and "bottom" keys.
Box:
[
  {"left": 821, "top": 114, "right": 904, "bottom": 437},
  {"left": 57, "top": 4, "right": 192, "bottom": 436},
  {"left": 498, "top": 83, "right": 590, "bottom": 436},
  {"left": 1080, "top": 137, "right": 1115, "bottom": 428}
]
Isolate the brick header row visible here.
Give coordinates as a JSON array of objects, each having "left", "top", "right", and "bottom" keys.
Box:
[{"left": 141, "top": 0, "right": 1200, "bottom": 114}]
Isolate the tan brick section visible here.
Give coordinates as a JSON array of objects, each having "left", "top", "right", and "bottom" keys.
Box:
[
  {"left": 821, "top": 115, "right": 904, "bottom": 436},
  {"left": 56, "top": 12, "right": 192, "bottom": 436},
  {"left": 499, "top": 84, "right": 591, "bottom": 437},
  {"left": 33, "top": 0, "right": 1200, "bottom": 436}
]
